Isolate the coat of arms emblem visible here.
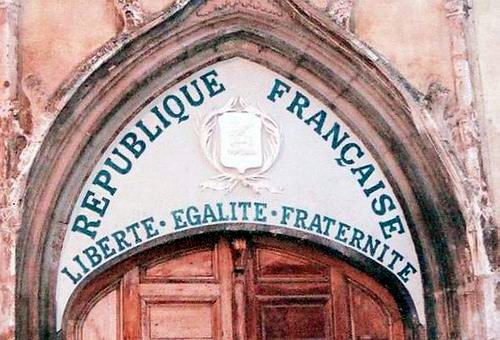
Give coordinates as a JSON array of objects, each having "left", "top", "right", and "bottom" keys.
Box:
[{"left": 197, "top": 97, "right": 282, "bottom": 193}]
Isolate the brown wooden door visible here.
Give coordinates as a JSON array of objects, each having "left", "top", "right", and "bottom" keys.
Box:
[
  {"left": 244, "top": 238, "right": 404, "bottom": 340},
  {"left": 122, "top": 238, "right": 234, "bottom": 340},
  {"left": 69, "top": 236, "right": 405, "bottom": 340}
]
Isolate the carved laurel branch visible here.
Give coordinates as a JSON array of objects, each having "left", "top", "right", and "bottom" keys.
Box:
[{"left": 197, "top": 97, "right": 282, "bottom": 194}]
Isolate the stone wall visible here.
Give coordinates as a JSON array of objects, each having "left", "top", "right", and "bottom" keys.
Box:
[{"left": 0, "top": 0, "right": 498, "bottom": 338}]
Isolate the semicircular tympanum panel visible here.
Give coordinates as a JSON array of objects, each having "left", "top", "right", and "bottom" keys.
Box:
[
  {"left": 65, "top": 236, "right": 405, "bottom": 339},
  {"left": 57, "top": 58, "right": 425, "bottom": 329}
]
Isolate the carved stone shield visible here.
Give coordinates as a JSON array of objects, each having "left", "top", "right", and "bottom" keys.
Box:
[
  {"left": 219, "top": 111, "right": 263, "bottom": 174},
  {"left": 198, "top": 97, "right": 281, "bottom": 193}
]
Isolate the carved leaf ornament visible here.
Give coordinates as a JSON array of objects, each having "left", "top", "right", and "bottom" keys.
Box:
[{"left": 196, "top": 0, "right": 284, "bottom": 17}]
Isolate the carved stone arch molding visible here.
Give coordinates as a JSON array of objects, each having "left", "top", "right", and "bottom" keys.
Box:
[{"left": 16, "top": 0, "right": 475, "bottom": 339}]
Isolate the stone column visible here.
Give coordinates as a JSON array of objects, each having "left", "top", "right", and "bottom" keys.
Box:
[
  {"left": 445, "top": 0, "right": 492, "bottom": 274},
  {"left": 444, "top": 0, "right": 498, "bottom": 339},
  {"left": 0, "top": 0, "right": 20, "bottom": 339}
]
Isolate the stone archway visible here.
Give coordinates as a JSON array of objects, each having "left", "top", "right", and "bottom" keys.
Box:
[{"left": 16, "top": 1, "right": 477, "bottom": 339}]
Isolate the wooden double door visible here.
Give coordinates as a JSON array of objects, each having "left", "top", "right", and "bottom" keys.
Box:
[{"left": 70, "top": 236, "right": 404, "bottom": 339}]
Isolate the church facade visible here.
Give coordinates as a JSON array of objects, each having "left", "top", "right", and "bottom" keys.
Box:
[{"left": 0, "top": 0, "right": 498, "bottom": 339}]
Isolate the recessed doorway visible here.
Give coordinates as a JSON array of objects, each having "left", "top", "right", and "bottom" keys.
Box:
[{"left": 64, "top": 234, "right": 404, "bottom": 339}]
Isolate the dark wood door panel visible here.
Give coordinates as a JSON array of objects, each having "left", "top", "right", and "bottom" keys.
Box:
[
  {"left": 79, "top": 288, "right": 119, "bottom": 340},
  {"left": 256, "top": 297, "right": 334, "bottom": 340},
  {"left": 255, "top": 248, "right": 329, "bottom": 282},
  {"left": 254, "top": 282, "right": 331, "bottom": 296},
  {"left": 143, "top": 249, "right": 217, "bottom": 282},
  {"left": 142, "top": 299, "right": 219, "bottom": 340},
  {"left": 348, "top": 281, "right": 401, "bottom": 340},
  {"left": 123, "top": 239, "right": 233, "bottom": 340}
]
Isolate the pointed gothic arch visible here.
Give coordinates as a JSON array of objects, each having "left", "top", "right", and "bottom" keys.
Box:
[{"left": 16, "top": 1, "right": 476, "bottom": 339}]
